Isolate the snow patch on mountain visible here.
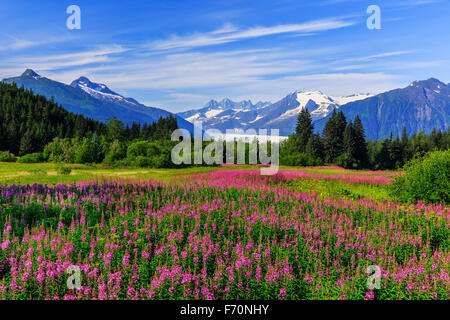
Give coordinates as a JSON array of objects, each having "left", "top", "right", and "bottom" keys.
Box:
[
  {"left": 71, "top": 76, "right": 139, "bottom": 107},
  {"left": 178, "top": 91, "right": 373, "bottom": 136}
]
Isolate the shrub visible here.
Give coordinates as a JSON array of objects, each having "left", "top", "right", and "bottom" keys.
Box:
[
  {"left": 0, "top": 151, "right": 16, "bottom": 162},
  {"left": 103, "top": 139, "right": 127, "bottom": 164},
  {"left": 390, "top": 150, "right": 450, "bottom": 204},
  {"left": 126, "top": 140, "right": 178, "bottom": 168},
  {"left": 430, "top": 225, "right": 449, "bottom": 250},
  {"left": 280, "top": 152, "right": 322, "bottom": 166},
  {"left": 27, "top": 169, "right": 47, "bottom": 176},
  {"left": 46, "top": 138, "right": 79, "bottom": 163},
  {"left": 18, "top": 153, "right": 45, "bottom": 163},
  {"left": 56, "top": 165, "right": 72, "bottom": 175},
  {"left": 75, "top": 137, "right": 103, "bottom": 164},
  {"left": 335, "top": 153, "right": 361, "bottom": 170},
  {"left": 279, "top": 135, "right": 323, "bottom": 167}
]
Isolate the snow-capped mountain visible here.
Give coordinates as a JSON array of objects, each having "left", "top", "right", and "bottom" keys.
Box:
[
  {"left": 314, "top": 78, "right": 450, "bottom": 140},
  {"left": 3, "top": 70, "right": 195, "bottom": 134},
  {"left": 178, "top": 98, "right": 270, "bottom": 123},
  {"left": 70, "top": 76, "right": 140, "bottom": 107},
  {"left": 178, "top": 91, "right": 372, "bottom": 135}
]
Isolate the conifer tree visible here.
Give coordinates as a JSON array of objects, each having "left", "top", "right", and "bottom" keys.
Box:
[
  {"left": 295, "top": 108, "right": 313, "bottom": 153},
  {"left": 342, "top": 121, "right": 358, "bottom": 168},
  {"left": 306, "top": 133, "right": 324, "bottom": 161},
  {"left": 353, "top": 115, "right": 368, "bottom": 167},
  {"left": 323, "top": 109, "right": 347, "bottom": 162}
]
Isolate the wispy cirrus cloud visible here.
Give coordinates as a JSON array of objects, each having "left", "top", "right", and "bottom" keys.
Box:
[
  {"left": 0, "top": 34, "right": 77, "bottom": 52},
  {"left": 0, "top": 45, "right": 128, "bottom": 79},
  {"left": 398, "top": 0, "right": 443, "bottom": 6},
  {"left": 342, "top": 51, "right": 411, "bottom": 62},
  {"left": 149, "top": 17, "right": 358, "bottom": 51}
]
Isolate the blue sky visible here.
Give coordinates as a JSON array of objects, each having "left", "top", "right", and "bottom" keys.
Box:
[{"left": 0, "top": 0, "right": 449, "bottom": 112}]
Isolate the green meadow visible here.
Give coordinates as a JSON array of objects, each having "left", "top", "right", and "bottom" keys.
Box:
[{"left": 0, "top": 162, "right": 392, "bottom": 202}]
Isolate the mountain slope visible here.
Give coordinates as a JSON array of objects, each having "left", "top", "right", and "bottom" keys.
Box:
[
  {"left": 178, "top": 98, "right": 270, "bottom": 124},
  {"left": 2, "top": 70, "right": 194, "bottom": 133},
  {"left": 314, "top": 78, "right": 450, "bottom": 140},
  {"left": 178, "top": 92, "right": 372, "bottom": 135}
]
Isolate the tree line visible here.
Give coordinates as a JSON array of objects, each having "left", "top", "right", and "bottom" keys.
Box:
[
  {"left": 283, "top": 108, "right": 450, "bottom": 170},
  {"left": 1, "top": 82, "right": 449, "bottom": 170},
  {"left": 0, "top": 82, "right": 179, "bottom": 166}
]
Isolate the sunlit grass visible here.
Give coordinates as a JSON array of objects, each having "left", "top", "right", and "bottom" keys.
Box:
[{"left": 0, "top": 162, "right": 393, "bottom": 201}]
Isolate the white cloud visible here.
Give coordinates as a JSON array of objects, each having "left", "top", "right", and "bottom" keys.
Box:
[
  {"left": 342, "top": 51, "right": 411, "bottom": 62},
  {"left": 149, "top": 17, "right": 357, "bottom": 51},
  {"left": 0, "top": 35, "right": 77, "bottom": 52},
  {"left": 1, "top": 45, "right": 128, "bottom": 76}
]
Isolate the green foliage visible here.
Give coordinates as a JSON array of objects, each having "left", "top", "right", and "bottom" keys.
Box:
[
  {"left": 390, "top": 150, "right": 450, "bottom": 204},
  {"left": 341, "top": 121, "right": 358, "bottom": 168},
  {"left": 46, "top": 137, "right": 79, "bottom": 163},
  {"left": 280, "top": 134, "right": 323, "bottom": 166},
  {"left": 18, "top": 152, "right": 46, "bottom": 163},
  {"left": 0, "top": 82, "right": 105, "bottom": 155},
  {"left": 353, "top": 115, "right": 368, "bottom": 167},
  {"left": 295, "top": 108, "right": 313, "bottom": 153},
  {"left": 75, "top": 135, "right": 103, "bottom": 164},
  {"left": 127, "top": 140, "right": 178, "bottom": 168},
  {"left": 323, "top": 110, "right": 347, "bottom": 162},
  {"left": 56, "top": 164, "right": 72, "bottom": 175},
  {"left": 0, "top": 151, "right": 16, "bottom": 162},
  {"left": 27, "top": 168, "right": 47, "bottom": 176},
  {"left": 305, "top": 133, "right": 324, "bottom": 161},
  {"left": 0, "top": 82, "right": 180, "bottom": 168},
  {"left": 103, "top": 139, "right": 127, "bottom": 164},
  {"left": 430, "top": 225, "right": 449, "bottom": 250}
]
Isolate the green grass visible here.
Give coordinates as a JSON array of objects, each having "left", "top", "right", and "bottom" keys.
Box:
[
  {"left": 0, "top": 162, "right": 392, "bottom": 201},
  {"left": 280, "top": 177, "right": 392, "bottom": 202},
  {"left": 0, "top": 162, "right": 219, "bottom": 185}
]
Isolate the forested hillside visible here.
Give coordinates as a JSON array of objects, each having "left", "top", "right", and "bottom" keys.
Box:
[{"left": 0, "top": 82, "right": 178, "bottom": 157}]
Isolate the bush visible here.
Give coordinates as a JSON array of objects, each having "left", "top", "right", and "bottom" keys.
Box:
[
  {"left": 27, "top": 169, "right": 47, "bottom": 176},
  {"left": 280, "top": 152, "right": 322, "bottom": 166},
  {"left": 390, "top": 150, "right": 450, "bottom": 204},
  {"left": 0, "top": 151, "right": 16, "bottom": 162},
  {"left": 126, "top": 140, "right": 177, "bottom": 168},
  {"left": 46, "top": 137, "right": 79, "bottom": 163},
  {"left": 336, "top": 153, "right": 361, "bottom": 169},
  {"left": 18, "top": 153, "right": 45, "bottom": 163},
  {"left": 103, "top": 139, "right": 127, "bottom": 164},
  {"left": 279, "top": 134, "right": 323, "bottom": 167},
  {"left": 430, "top": 225, "right": 449, "bottom": 250},
  {"left": 56, "top": 165, "right": 72, "bottom": 175}
]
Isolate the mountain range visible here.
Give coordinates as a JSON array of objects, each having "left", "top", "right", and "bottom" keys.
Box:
[
  {"left": 314, "top": 78, "right": 450, "bottom": 139},
  {"left": 2, "top": 69, "right": 194, "bottom": 134},
  {"left": 178, "top": 79, "right": 450, "bottom": 139},
  {"left": 178, "top": 91, "right": 373, "bottom": 136},
  {"left": 3, "top": 70, "right": 449, "bottom": 140}
]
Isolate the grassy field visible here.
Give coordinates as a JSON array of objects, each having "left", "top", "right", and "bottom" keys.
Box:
[
  {"left": 0, "top": 162, "right": 447, "bottom": 300},
  {"left": 0, "top": 162, "right": 393, "bottom": 201}
]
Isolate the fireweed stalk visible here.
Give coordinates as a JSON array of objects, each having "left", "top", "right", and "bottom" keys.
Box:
[{"left": 0, "top": 171, "right": 448, "bottom": 300}]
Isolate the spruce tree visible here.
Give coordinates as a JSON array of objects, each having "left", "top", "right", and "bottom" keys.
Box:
[
  {"left": 342, "top": 121, "right": 358, "bottom": 168},
  {"left": 353, "top": 115, "right": 368, "bottom": 168},
  {"left": 19, "top": 129, "right": 34, "bottom": 156},
  {"left": 376, "top": 139, "right": 393, "bottom": 170},
  {"left": 306, "top": 133, "right": 324, "bottom": 161},
  {"left": 322, "top": 109, "right": 347, "bottom": 162},
  {"left": 295, "top": 108, "right": 313, "bottom": 153},
  {"left": 390, "top": 137, "right": 404, "bottom": 168}
]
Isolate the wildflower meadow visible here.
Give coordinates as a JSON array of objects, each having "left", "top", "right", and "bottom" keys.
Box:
[{"left": 0, "top": 167, "right": 448, "bottom": 300}]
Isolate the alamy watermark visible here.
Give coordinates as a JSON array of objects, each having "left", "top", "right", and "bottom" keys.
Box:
[
  {"left": 367, "top": 5, "right": 381, "bottom": 30},
  {"left": 66, "top": 5, "right": 81, "bottom": 30},
  {"left": 171, "top": 121, "right": 280, "bottom": 175},
  {"left": 67, "top": 265, "right": 81, "bottom": 290},
  {"left": 366, "top": 265, "right": 381, "bottom": 290}
]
